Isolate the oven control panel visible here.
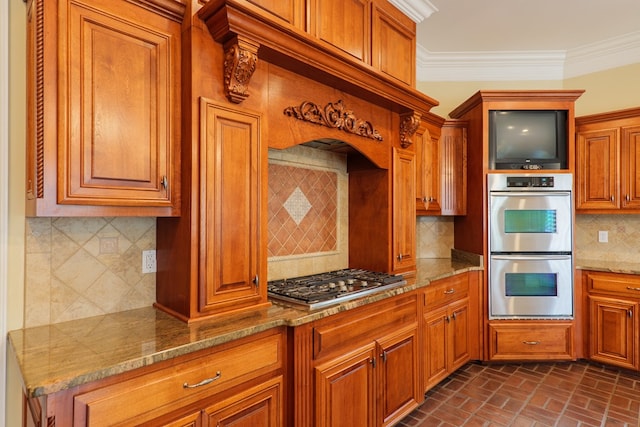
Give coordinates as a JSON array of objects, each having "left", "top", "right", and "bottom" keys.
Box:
[{"left": 506, "top": 176, "right": 554, "bottom": 188}]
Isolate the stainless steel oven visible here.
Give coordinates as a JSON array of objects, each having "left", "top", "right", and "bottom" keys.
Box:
[{"left": 487, "top": 173, "right": 574, "bottom": 319}]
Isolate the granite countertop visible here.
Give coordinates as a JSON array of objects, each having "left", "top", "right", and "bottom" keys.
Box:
[
  {"left": 9, "top": 258, "right": 482, "bottom": 398},
  {"left": 575, "top": 259, "right": 640, "bottom": 275}
]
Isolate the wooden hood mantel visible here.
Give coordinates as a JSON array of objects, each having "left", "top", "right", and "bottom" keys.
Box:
[{"left": 197, "top": 0, "right": 438, "bottom": 115}]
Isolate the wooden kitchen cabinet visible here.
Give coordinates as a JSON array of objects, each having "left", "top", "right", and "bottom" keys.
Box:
[
  {"left": 585, "top": 271, "right": 640, "bottom": 370},
  {"left": 156, "top": 99, "right": 269, "bottom": 322},
  {"left": 488, "top": 322, "right": 574, "bottom": 361},
  {"left": 575, "top": 107, "right": 640, "bottom": 213},
  {"left": 26, "top": 0, "right": 182, "bottom": 216},
  {"left": 371, "top": 0, "right": 416, "bottom": 86},
  {"left": 29, "top": 328, "right": 285, "bottom": 426},
  {"left": 422, "top": 274, "right": 471, "bottom": 390},
  {"left": 294, "top": 292, "right": 421, "bottom": 427},
  {"left": 439, "top": 120, "right": 468, "bottom": 215},
  {"left": 393, "top": 148, "right": 417, "bottom": 273},
  {"left": 415, "top": 114, "right": 444, "bottom": 215}
]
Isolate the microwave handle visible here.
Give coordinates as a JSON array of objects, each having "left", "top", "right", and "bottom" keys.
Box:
[
  {"left": 490, "top": 191, "right": 571, "bottom": 197},
  {"left": 490, "top": 254, "right": 572, "bottom": 261}
]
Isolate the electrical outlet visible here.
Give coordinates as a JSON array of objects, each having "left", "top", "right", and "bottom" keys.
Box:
[
  {"left": 142, "top": 250, "right": 157, "bottom": 273},
  {"left": 598, "top": 230, "right": 608, "bottom": 243}
]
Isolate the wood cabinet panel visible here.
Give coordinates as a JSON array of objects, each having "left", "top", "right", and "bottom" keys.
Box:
[
  {"left": 199, "top": 100, "right": 262, "bottom": 313},
  {"left": 26, "top": 0, "right": 182, "bottom": 216},
  {"left": 488, "top": 322, "right": 574, "bottom": 361},
  {"left": 393, "top": 148, "right": 416, "bottom": 272},
  {"left": 424, "top": 273, "right": 469, "bottom": 309},
  {"left": 440, "top": 121, "right": 467, "bottom": 215},
  {"left": 620, "top": 126, "right": 640, "bottom": 209},
  {"left": 371, "top": 0, "right": 415, "bottom": 86},
  {"left": 248, "top": 0, "right": 304, "bottom": 28},
  {"left": 72, "top": 331, "right": 283, "bottom": 425},
  {"left": 415, "top": 121, "right": 441, "bottom": 214},
  {"left": 315, "top": 344, "right": 376, "bottom": 427},
  {"left": 313, "top": 0, "right": 370, "bottom": 62},
  {"left": 588, "top": 295, "right": 638, "bottom": 370},
  {"left": 576, "top": 129, "right": 618, "bottom": 209},
  {"left": 587, "top": 271, "right": 640, "bottom": 298}
]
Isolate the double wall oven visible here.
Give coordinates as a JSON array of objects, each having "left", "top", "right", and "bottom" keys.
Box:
[{"left": 488, "top": 173, "right": 574, "bottom": 319}]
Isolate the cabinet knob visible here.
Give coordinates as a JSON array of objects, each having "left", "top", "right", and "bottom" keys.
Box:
[
  {"left": 253, "top": 275, "right": 259, "bottom": 287},
  {"left": 626, "top": 194, "right": 631, "bottom": 202},
  {"left": 160, "top": 175, "right": 169, "bottom": 190}
]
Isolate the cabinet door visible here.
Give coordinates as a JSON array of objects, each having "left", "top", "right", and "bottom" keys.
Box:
[
  {"left": 315, "top": 344, "right": 376, "bottom": 427},
  {"left": 203, "top": 377, "right": 282, "bottom": 427},
  {"left": 423, "top": 306, "right": 448, "bottom": 390},
  {"left": 377, "top": 327, "right": 420, "bottom": 426},
  {"left": 247, "top": 0, "right": 304, "bottom": 27},
  {"left": 61, "top": 0, "right": 178, "bottom": 207},
  {"left": 440, "top": 122, "right": 467, "bottom": 216},
  {"left": 620, "top": 126, "right": 640, "bottom": 209},
  {"left": 200, "top": 99, "right": 264, "bottom": 314},
  {"left": 416, "top": 126, "right": 440, "bottom": 214},
  {"left": 312, "top": 0, "right": 370, "bottom": 62},
  {"left": 589, "top": 295, "right": 638, "bottom": 370},
  {"left": 576, "top": 128, "right": 619, "bottom": 209},
  {"left": 393, "top": 148, "right": 416, "bottom": 272},
  {"left": 371, "top": 0, "right": 415, "bottom": 85},
  {"left": 448, "top": 298, "right": 470, "bottom": 372},
  {"left": 161, "top": 411, "right": 202, "bottom": 427}
]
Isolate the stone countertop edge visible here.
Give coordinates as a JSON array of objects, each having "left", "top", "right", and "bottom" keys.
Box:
[
  {"left": 9, "top": 257, "right": 482, "bottom": 398},
  {"left": 575, "top": 259, "right": 640, "bottom": 275}
]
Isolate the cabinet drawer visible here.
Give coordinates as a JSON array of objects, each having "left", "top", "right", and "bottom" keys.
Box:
[
  {"left": 313, "top": 294, "right": 418, "bottom": 360},
  {"left": 488, "top": 322, "right": 574, "bottom": 361},
  {"left": 73, "top": 330, "right": 284, "bottom": 426},
  {"left": 587, "top": 271, "right": 640, "bottom": 298},
  {"left": 424, "top": 274, "right": 469, "bottom": 309}
]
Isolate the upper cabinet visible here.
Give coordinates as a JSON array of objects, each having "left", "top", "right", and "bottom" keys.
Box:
[
  {"left": 575, "top": 107, "right": 640, "bottom": 213},
  {"left": 26, "top": 0, "right": 183, "bottom": 216}
]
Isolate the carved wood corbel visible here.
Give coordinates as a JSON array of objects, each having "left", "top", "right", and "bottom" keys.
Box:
[
  {"left": 400, "top": 112, "right": 421, "bottom": 148},
  {"left": 223, "top": 36, "right": 259, "bottom": 104}
]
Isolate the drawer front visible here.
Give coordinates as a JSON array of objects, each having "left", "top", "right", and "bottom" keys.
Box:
[
  {"left": 587, "top": 272, "right": 640, "bottom": 298},
  {"left": 313, "top": 293, "right": 418, "bottom": 360},
  {"left": 73, "top": 330, "right": 284, "bottom": 426},
  {"left": 488, "top": 322, "right": 574, "bottom": 361},
  {"left": 424, "top": 274, "right": 469, "bottom": 309}
]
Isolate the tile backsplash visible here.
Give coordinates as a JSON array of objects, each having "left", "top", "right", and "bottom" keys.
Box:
[
  {"left": 575, "top": 215, "right": 640, "bottom": 262},
  {"left": 24, "top": 217, "right": 156, "bottom": 327}
]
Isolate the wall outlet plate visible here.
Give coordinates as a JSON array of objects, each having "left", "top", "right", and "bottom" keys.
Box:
[
  {"left": 598, "top": 230, "right": 608, "bottom": 243},
  {"left": 142, "top": 250, "right": 157, "bottom": 273}
]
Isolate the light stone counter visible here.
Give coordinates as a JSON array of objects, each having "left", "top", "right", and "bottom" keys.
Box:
[
  {"left": 576, "top": 259, "right": 640, "bottom": 275},
  {"left": 9, "top": 258, "right": 482, "bottom": 398}
]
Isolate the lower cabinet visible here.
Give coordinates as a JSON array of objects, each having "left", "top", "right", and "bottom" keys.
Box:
[
  {"left": 294, "top": 292, "right": 421, "bottom": 427},
  {"left": 585, "top": 271, "right": 640, "bottom": 370},
  {"left": 487, "top": 322, "right": 574, "bottom": 361},
  {"left": 31, "top": 328, "right": 285, "bottom": 426},
  {"left": 423, "top": 274, "right": 470, "bottom": 390}
]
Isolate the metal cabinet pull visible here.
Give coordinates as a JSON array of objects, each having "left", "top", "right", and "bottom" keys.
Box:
[
  {"left": 370, "top": 357, "right": 376, "bottom": 368},
  {"left": 629, "top": 310, "right": 633, "bottom": 318},
  {"left": 253, "top": 275, "right": 259, "bottom": 287},
  {"left": 397, "top": 253, "right": 410, "bottom": 261},
  {"left": 522, "top": 341, "right": 540, "bottom": 345},
  {"left": 451, "top": 312, "right": 457, "bottom": 320},
  {"left": 444, "top": 289, "right": 455, "bottom": 295},
  {"left": 445, "top": 315, "right": 450, "bottom": 323},
  {"left": 611, "top": 195, "right": 615, "bottom": 202},
  {"left": 183, "top": 371, "right": 221, "bottom": 389},
  {"left": 626, "top": 194, "right": 631, "bottom": 202},
  {"left": 160, "top": 175, "right": 168, "bottom": 190},
  {"left": 626, "top": 286, "right": 640, "bottom": 291},
  {"left": 380, "top": 351, "right": 387, "bottom": 363}
]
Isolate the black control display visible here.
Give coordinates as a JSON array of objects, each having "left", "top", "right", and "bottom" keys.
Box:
[{"left": 506, "top": 176, "right": 555, "bottom": 188}]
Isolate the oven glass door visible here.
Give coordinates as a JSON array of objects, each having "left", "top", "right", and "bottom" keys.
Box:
[
  {"left": 489, "top": 192, "right": 572, "bottom": 253},
  {"left": 489, "top": 254, "right": 573, "bottom": 319}
]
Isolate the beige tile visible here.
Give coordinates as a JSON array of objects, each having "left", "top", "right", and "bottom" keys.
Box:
[
  {"left": 25, "top": 218, "right": 52, "bottom": 254},
  {"left": 24, "top": 252, "right": 51, "bottom": 327},
  {"left": 53, "top": 248, "right": 107, "bottom": 295}
]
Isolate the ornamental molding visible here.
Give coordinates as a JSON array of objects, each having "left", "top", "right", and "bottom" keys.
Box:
[
  {"left": 284, "top": 100, "right": 383, "bottom": 142},
  {"left": 223, "top": 36, "right": 259, "bottom": 103},
  {"left": 399, "top": 112, "right": 421, "bottom": 148}
]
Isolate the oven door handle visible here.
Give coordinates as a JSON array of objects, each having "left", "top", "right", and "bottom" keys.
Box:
[
  {"left": 490, "top": 191, "right": 571, "bottom": 197},
  {"left": 490, "top": 254, "right": 572, "bottom": 261}
]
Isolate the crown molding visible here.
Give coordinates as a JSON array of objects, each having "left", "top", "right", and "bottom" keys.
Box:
[
  {"left": 387, "top": 0, "right": 438, "bottom": 23},
  {"left": 417, "top": 31, "right": 640, "bottom": 82}
]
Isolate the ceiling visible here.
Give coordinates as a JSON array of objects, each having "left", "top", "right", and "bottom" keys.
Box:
[{"left": 403, "top": 0, "right": 640, "bottom": 81}]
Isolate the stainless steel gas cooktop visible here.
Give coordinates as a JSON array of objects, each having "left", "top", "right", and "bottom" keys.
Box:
[{"left": 267, "top": 268, "right": 407, "bottom": 310}]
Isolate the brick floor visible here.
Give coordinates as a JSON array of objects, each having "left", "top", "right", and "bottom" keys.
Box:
[{"left": 395, "top": 361, "right": 640, "bottom": 427}]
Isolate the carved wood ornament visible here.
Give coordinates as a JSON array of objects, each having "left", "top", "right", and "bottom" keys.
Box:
[
  {"left": 400, "top": 112, "right": 421, "bottom": 148},
  {"left": 283, "top": 100, "right": 383, "bottom": 141},
  {"left": 223, "top": 36, "right": 259, "bottom": 103}
]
